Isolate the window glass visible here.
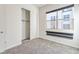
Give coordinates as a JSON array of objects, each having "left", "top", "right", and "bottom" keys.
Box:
[
  {"left": 46, "top": 12, "right": 57, "bottom": 29},
  {"left": 58, "top": 10, "right": 63, "bottom": 20},
  {"left": 47, "top": 21, "right": 52, "bottom": 29},
  {"left": 46, "top": 5, "right": 74, "bottom": 31},
  {"left": 63, "top": 24, "right": 70, "bottom": 29}
]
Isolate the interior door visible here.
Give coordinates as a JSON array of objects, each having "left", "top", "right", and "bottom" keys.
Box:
[
  {"left": 22, "top": 8, "right": 30, "bottom": 40},
  {"left": 0, "top": 5, "right": 6, "bottom": 52}
]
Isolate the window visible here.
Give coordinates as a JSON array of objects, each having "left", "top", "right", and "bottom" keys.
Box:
[
  {"left": 63, "top": 24, "right": 70, "bottom": 29},
  {"left": 46, "top": 5, "right": 74, "bottom": 32},
  {"left": 47, "top": 12, "right": 57, "bottom": 29},
  {"left": 63, "top": 14, "right": 70, "bottom": 21}
]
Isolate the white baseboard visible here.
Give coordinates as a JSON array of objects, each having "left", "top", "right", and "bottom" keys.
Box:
[
  {"left": 0, "top": 49, "right": 6, "bottom": 53},
  {"left": 1, "top": 42, "right": 22, "bottom": 53},
  {"left": 6, "top": 42, "right": 22, "bottom": 50},
  {"left": 39, "top": 37, "right": 79, "bottom": 49}
]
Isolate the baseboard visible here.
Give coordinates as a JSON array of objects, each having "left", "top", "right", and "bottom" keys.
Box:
[
  {"left": 3, "top": 42, "right": 22, "bottom": 52},
  {"left": 39, "top": 37, "right": 79, "bottom": 49},
  {"left": 31, "top": 37, "right": 42, "bottom": 40},
  {"left": 0, "top": 49, "right": 6, "bottom": 53},
  {"left": 25, "top": 37, "right": 79, "bottom": 49}
]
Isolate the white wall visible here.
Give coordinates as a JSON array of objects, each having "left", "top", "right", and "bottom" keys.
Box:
[
  {"left": 0, "top": 5, "right": 6, "bottom": 52},
  {"left": 36, "top": 8, "right": 39, "bottom": 38},
  {"left": 74, "top": 4, "right": 79, "bottom": 41},
  {"left": 0, "top": 4, "right": 39, "bottom": 52},
  {"left": 5, "top": 5, "right": 22, "bottom": 49},
  {"left": 39, "top": 4, "right": 79, "bottom": 48}
]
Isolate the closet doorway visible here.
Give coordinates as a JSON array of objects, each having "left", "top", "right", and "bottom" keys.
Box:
[{"left": 22, "top": 8, "right": 30, "bottom": 40}]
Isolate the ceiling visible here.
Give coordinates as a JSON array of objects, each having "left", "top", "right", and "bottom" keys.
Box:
[{"left": 33, "top": 4, "right": 46, "bottom": 7}]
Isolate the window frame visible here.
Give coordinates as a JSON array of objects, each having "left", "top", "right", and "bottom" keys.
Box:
[
  {"left": 46, "top": 4, "right": 74, "bottom": 14},
  {"left": 46, "top": 4, "right": 74, "bottom": 30},
  {"left": 46, "top": 4, "right": 74, "bottom": 39}
]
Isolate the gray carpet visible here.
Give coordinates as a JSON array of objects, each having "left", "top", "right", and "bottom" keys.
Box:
[{"left": 2, "top": 38, "right": 79, "bottom": 54}]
